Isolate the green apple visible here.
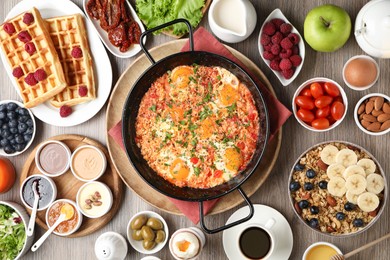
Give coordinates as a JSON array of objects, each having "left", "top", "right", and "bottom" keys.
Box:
[{"left": 304, "top": 4, "right": 351, "bottom": 52}]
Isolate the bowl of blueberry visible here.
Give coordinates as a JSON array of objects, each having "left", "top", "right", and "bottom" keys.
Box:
[{"left": 0, "top": 100, "right": 36, "bottom": 156}]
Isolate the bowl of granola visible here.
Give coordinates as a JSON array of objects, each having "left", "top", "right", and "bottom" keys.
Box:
[{"left": 288, "top": 141, "right": 387, "bottom": 236}]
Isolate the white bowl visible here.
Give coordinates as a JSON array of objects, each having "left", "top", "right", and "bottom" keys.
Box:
[
  {"left": 0, "top": 100, "right": 36, "bottom": 157},
  {"left": 0, "top": 201, "right": 34, "bottom": 259},
  {"left": 45, "top": 199, "right": 83, "bottom": 236},
  {"left": 76, "top": 181, "right": 113, "bottom": 218},
  {"left": 342, "top": 55, "right": 379, "bottom": 91},
  {"left": 127, "top": 211, "right": 169, "bottom": 255},
  {"left": 354, "top": 93, "right": 390, "bottom": 136},
  {"left": 20, "top": 174, "right": 57, "bottom": 211},
  {"left": 35, "top": 140, "right": 71, "bottom": 177},
  {"left": 302, "top": 242, "right": 342, "bottom": 260},
  {"left": 292, "top": 77, "right": 348, "bottom": 132},
  {"left": 70, "top": 145, "right": 107, "bottom": 182},
  {"left": 82, "top": 0, "right": 145, "bottom": 58},
  {"left": 258, "top": 8, "right": 305, "bottom": 86}
]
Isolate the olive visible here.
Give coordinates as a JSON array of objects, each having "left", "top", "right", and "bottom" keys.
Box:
[
  {"left": 131, "top": 229, "right": 143, "bottom": 241},
  {"left": 155, "top": 230, "right": 165, "bottom": 243},
  {"left": 141, "top": 226, "right": 155, "bottom": 241},
  {"left": 131, "top": 215, "right": 147, "bottom": 230},
  {"left": 142, "top": 240, "right": 156, "bottom": 250},
  {"left": 146, "top": 217, "right": 163, "bottom": 230}
]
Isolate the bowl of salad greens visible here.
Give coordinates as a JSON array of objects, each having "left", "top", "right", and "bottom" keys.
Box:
[{"left": 0, "top": 201, "right": 33, "bottom": 260}]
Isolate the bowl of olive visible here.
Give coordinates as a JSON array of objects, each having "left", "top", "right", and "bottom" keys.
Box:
[{"left": 127, "top": 211, "right": 169, "bottom": 254}]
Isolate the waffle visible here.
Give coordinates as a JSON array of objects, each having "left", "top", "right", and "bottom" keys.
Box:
[
  {"left": 46, "top": 14, "right": 95, "bottom": 107},
  {"left": 0, "top": 7, "right": 67, "bottom": 108}
]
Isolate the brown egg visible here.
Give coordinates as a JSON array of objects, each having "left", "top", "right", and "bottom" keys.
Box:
[{"left": 344, "top": 58, "right": 378, "bottom": 87}]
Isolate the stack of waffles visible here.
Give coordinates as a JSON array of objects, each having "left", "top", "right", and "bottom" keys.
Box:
[{"left": 0, "top": 8, "right": 95, "bottom": 110}]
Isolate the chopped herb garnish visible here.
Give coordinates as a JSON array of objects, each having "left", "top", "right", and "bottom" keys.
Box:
[
  {"left": 217, "top": 75, "right": 221, "bottom": 81},
  {"left": 194, "top": 167, "right": 200, "bottom": 176},
  {"left": 227, "top": 103, "right": 237, "bottom": 113},
  {"left": 179, "top": 120, "right": 186, "bottom": 125},
  {"left": 233, "top": 145, "right": 241, "bottom": 153},
  {"left": 215, "top": 119, "right": 222, "bottom": 125},
  {"left": 199, "top": 106, "right": 212, "bottom": 121},
  {"left": 209, "top": 142, "right": 217, "bottom": 149},
  {"left": 222, "top": 137, "right": 231, "bottom": 144},
  {"left": 149, "top": 104, "right": 156, "bottom": 112},
  {"left": 184, "top": 109, "right": 192, "bottom": 117},
  {"left": 191, "top": 138, "right": 198, "bottom": 147},
  {"left": 189, "top": 124, "right": 198, "bottom": 131},
  {"left": 164, "top": 163, "right": 171, "bottom": 166}
]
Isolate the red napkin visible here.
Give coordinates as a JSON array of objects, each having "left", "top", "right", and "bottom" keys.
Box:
[{"left": 108, "top": 27, "right": 291, "bottom": 224}]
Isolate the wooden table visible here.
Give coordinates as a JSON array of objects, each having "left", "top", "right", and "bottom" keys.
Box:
[{"left": 1, "top": 0, "right": 389, "bottom": 259}]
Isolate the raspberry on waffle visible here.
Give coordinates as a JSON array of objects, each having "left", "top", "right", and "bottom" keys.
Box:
[
  {"left": 46, "top": 14, "right": 95, "bottom": 107},
  {"left": 0, "top": 7, "right": 67, "bottom": 108}
]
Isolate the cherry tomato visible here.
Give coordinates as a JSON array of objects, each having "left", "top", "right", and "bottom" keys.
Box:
[
  {"left": 301, "top": 88, "right": 312, "bottom": 97},
  {"left": 324, "top": 82, "right": 340, "bottom": 97},
  {"left": 190, "top": 157, "right": 199, "bottom": 164},
  {"left": 328, "top": 115, "right": 337, "bottom": 125},
  {"left": 214, "top": 170, "right": 223, "bottom": 178},
  {"left": 334, "top": 96, "right": 343, "bottom": 103},
  {"left": 311, "top": 118, "right": 330, "bottom": 130},
  {"left": 331, "top": 101, "right": 345, "bottom": 120},
  {"left": 315, "top": 106, "right": 330, "bottom": 118},
  {"left": 310, "top": 82, "right": 324, "bottom": 99},
  {"left": 248, "top": 113, "right": 256, "bottom": 121},
  {"left": 315, "top": 96, "right": 333, "bottom": 109},
  {"left": 236, "top": 142, "right": 245, "bottom": 151},
  {"left": 297, "top": 109, "right": 315, "bottom": 123},
  {"left": 295, "top": 96, "right": 315, "bottom": 110}
]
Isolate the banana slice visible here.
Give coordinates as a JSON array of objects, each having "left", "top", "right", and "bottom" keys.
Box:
[
  {"left": 335, "top": 149, "right": 358, "bottom": 167},
  {"left": 345, "top": 174, "right": 367, "bottom": 195},
  {"left": 320, "top": 145, "right": 339, "bottom": 165},
  {"left": 366, "top": 174, "right": 385, "bottom": 194},
  {"left": 327, "top": 177, "right": 347, "bottom": 197},
  {"left": 346, "top": 190, "right": 359, "bottom": 204},
  {"left": 327, "top": 164, "right": 345, "bottom": 179},
  {"left": 343, "top": 165, "right": 366, "bottom": 179},
  {"left": 357, "top": 159, "right": 376, "bottom": 175},
  {"left": 357, "top": 192, "right": 380, "bottom": 212}
]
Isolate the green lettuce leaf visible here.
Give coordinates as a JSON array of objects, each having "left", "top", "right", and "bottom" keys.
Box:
[{"left": 136, "top": 0, "right": 205, "bottom": 36}]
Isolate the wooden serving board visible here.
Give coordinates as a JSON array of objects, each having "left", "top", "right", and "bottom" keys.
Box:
[
  {"left": 20, "top": 135, "right": 124, "bottom": 237},
  {"left": 106, "top": 39, "right": 282, "bottom": 215}
]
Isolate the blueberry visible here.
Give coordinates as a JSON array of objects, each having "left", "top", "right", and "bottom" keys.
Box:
[
  {"left": 15, "top": 134, "right": 24, "bottom": 144},
  {"left": 18, "top": 123, "right": 27, "bottom": 133},
  {"left": 8, "top": 119, "right": 18, "bottom": 128},
  {"left": 319, "top": 180, "right": 328, "bottom": 189},
  {"left": 9, "top": 127, "right": 17, "bottom": 134},
  {"left": 18, "top": 115, "right": 29, "bottom": 123},
  {"left": 298, "top": 200, "right": 310, "bottom": 209},
  {"left": 306, "top": 169, "right": 316, "bottom": 179},
  {"left": 14, "top": 143, "right": 25, "bottom": 152},
  {"left": 6, "top": 102, "right": 18, "bottom": 111},
  {"left": 9, "top": 139, "right": 16, "bottom": 145},
  {"left": 23, "top": 134, "right": 32, "bottom": 143},
  {"left": 26, "top": 118, "right": 33, "bottom": 127},
  {"left": 0, "top": 111, "right": 5, "bottom": 120},
  {"left": 0, "top": 139, "right": 9, "bottom": 147},
  {"left": 336, "top": 212, "right": 345, "bottom": 220},
  {"left": 7, "top": 111, "right": 16, "bottom": 120},
  {"left": 17, "top": 108, "right": 29, "bottom": 116},
  {"left": 353, "top": 218, "right": 364, "bottom": 227},
  {"left": 2, "top": 124, "right": 9, "bottom": 130},
  {"left": 304, "top": 182, "right": 314, "bottom": 191},
  {"left": 0, "top": 104, "right": 6, "bottom": 112},
  {"left": 310, "top": 206, "right": 319, "bottom": 215},
  {"left": 7, "top": 134, "right": 14, "bottom": 141},
  {"left": 4, "top": 145, "right": 15, "bottom": 154},
  {"left": 294, "top": 163, "right": 305, "bottom": 171},
  {"left": 25, "top": 127, "right": 34, "bottom": 135},
  {"left": 1, "top": 129, "right": 11, "bottom": 138},
  {"left": 344, "top": 202, "right": 355, "bottom": 211},
  {"left": 309, "top": 218, "right": 319, "bottom": 228},
  {"left": 289, "top": 181, "right": 301, "bottom": 192}
]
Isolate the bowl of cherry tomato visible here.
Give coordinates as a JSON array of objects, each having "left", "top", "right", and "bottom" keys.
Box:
[{"left": 292, "top": 77, "right": 347, "bottom": 132}]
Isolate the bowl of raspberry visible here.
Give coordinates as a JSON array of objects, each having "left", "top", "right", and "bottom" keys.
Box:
[
  {"left": 292, "top": 78, "right": 348, "bottom": 132},
  {"left": 258, "top": 8, "right": 305, "bottom": 86}
]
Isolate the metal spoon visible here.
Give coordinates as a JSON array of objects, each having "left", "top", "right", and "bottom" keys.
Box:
[
  {"left": 27, "top": 181, "right": 39, "bottom": 237},
  {"left": 331, "top": 232, "right": 390, "bottom": 260},
  {"left": 31, "top": 203, "right": 75, "bottom": 252}
]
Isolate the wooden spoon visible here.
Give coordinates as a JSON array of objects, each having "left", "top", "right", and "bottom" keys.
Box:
[
  {"left": 31, "top": 203, "right": 74, "bottom": 252},
  {"left": 27, "top": 181, "right": 39, "bottom": 237},
  {"left": 331, "top": 232, "right": 390, "bottom": 260}
]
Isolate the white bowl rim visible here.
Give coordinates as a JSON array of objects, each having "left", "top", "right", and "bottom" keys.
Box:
[
  {"left": 76, "top": 181, "right": 113, "bottom": 218},
  {"left": 45, "top": 199, "right": 83, "bottom": 236},
  {"left": 302, "top": 241, "right": 342, "bottom": 260},
  {"left": 0, "top": 100, "right": 36, "bottom": 157},
  {"left": 342, "top": 55, "right": 380, "bottom": 91},
  {"left": 126, "top": 210, "right": 169, "bottom": 255},
  {"left": 354, "top": 92, "right": 390, "bottom": 136},
  {"left": 292, "top": 77, "right": 348, "bottom": 132},
  {"left": 35, "top": 140, "right": 71, "bottom": 177},
  {"left": 19, "top": 174, "right": 57, "bottom": 211},
  {"left": 70, "top": 145, "right": 107, "bottom": 182}
]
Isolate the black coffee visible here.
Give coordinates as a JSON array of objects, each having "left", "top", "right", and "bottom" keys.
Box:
[{"left": 239, "top": 227, "right": 271, "bottom": 259}]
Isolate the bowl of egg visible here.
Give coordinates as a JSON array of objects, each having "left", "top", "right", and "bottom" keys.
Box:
[{"left": 169, "top": 227, "right": 206, "bottom": 260}]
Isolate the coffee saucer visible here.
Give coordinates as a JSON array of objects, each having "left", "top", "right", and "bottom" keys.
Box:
[{"left": 222, "top": 204, "right": 293, "bottom": 260}]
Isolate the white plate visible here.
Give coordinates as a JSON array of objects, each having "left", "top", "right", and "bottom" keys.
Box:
[
  {"left": 223, "top": 204, "right": 293, "bottom": 260},
  {"left": 258, "top": 8, "right": 305, "bottom": 86},
  {"left": 82, "top": 0, "right": 145, "bottom": 58},
  {"left": 2, "top": 0, "right": 112, "bottom": 127}
]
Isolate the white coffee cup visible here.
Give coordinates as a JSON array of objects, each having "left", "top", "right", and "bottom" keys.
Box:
[{"left": 237, "top": 218, "right": 276, "bottom": 260}]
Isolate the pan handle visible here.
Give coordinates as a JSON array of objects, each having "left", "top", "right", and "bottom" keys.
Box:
[
  {"left": 140, "top": 18, "right": 194, "bottom": 64},
  {"left": 199, "top": 187, "right": 254, "bottom": 234}
]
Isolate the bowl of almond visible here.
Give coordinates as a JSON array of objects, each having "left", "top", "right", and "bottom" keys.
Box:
[
  {"left": 354, "top": 93, "right": 390, "bottom": 135},
  {"left": 288, "top": 141, "right": 387, "bottom": 236}
]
